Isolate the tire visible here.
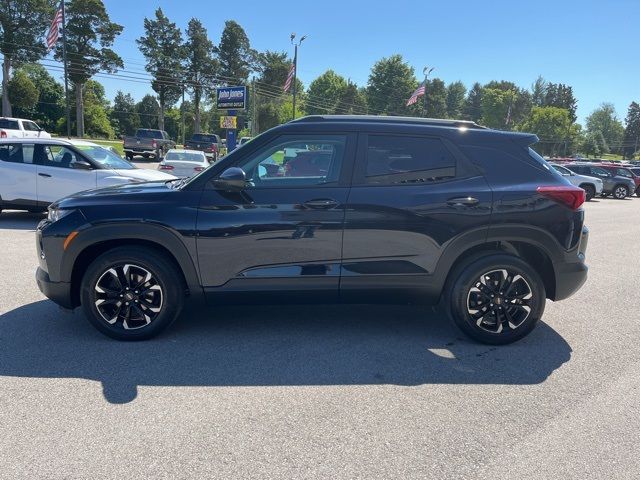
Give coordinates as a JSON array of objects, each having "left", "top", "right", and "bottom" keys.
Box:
[
  {"left": 445, "top": 254, "right": 546, "bottom": 345},
  {"left": 636, "top": 187, "right": 640, "bottom": 198},
  {"left": 613, "top": 184, "right": 629, "bottom": 199},
  {"left": 581, "top": 184, "right": 595, "bottom": 201},
  {"left": 125, "top": 153, "right": 133, "bottom": 161},
  {"left": 80, "top": 246, "right": 185, "bottom": 340}
]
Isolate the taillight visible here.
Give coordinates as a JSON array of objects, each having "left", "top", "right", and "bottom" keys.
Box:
[
  {"left": 194, "top": 166, "right": 205, "bottom": 172},
  {"left": 0, "top": 130, "right": 6, "bottom": 138},
  {"left": 537, "top": 186, "right": 586, "bottom": 210},
  {"left": 152, "top": 140, "right": 157, "bottom": 149},
  {"left": 159, "top": 164, "right": 174, "bottom": 170}
]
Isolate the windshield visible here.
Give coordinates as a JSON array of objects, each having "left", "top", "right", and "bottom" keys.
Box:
[
  {"left": 75, "top": 145, "right": 135, "bottom": 169},
  {"left": 165, "top": 151, "right": 205, "bottom": 162}
]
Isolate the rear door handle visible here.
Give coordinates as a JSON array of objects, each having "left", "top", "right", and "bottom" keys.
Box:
[
  {"left": 303, "top": 198, "right": 339, "bottom": 209},
  {"left": 38, "top": 173, "right": 52, "bottom": 178},
  {"left": 447, "top": 196, "right": 479, "bottom": 207}
]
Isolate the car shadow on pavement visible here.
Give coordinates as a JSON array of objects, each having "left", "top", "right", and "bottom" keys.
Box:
[
  {"left": 0, "top": 300, "right": 572, "bottom": 404},
  {"left": 0, "top": 211, "right": 45, "bottom": 231}
]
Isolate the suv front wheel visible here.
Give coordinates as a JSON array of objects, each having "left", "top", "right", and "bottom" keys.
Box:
[
  {"left": 613, "top": 185, "right": 629, "bottom": 199},
  {"left": 80, "top": 246, "right": 185, "bottom": 340},
  {"left": 446, "top": 254, "right": 546, "bottom": 345}
]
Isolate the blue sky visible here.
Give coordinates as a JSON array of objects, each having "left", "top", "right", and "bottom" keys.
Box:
[{"left": 50, "top": 0, "right": 639, "bottom": 124}]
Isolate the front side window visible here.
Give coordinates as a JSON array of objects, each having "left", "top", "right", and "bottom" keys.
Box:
[
  {"left": 590, "top": 167, "right": 610, "bottom": 177},
  {"left": 552, "top": 165, "right": 571, "bottom": 175},
  {"left": 0, "top": 143, "right": 35, "bottom": 164},
  {"left": 362, "top": 135, "right": 456, "bottom": 185},
  {"left": 22, "top": 121, "right": 40, "bottom": 131},
  {"left": 236, "top": 136, "right": 347, "bottom": 187},
  {"left": 39, "top": 145, "right": 82, "bottom": 169},
  {"left": 616, "top": 168, "right": 632, "bottom": 178}
]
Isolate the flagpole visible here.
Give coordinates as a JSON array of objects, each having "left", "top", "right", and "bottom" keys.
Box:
[
  {"left": 422, "top": 67, "right": 434, "bottom": 118},
  {"left": 61, "top": 1, "right": 71, "bottom": 138},
  {"left": 292, "top": 43, "right": 297, "bottom": 120}
]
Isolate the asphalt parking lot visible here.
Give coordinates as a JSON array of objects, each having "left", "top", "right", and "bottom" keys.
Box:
[{"left": 1, "top": 197, "right": 639, "bottom": 479}]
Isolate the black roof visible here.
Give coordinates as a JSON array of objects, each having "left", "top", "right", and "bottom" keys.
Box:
[{"left": 292, "top": 115, "right": 485, "bottom": 129}]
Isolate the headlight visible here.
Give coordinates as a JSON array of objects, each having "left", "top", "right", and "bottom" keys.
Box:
[{"left": 47, "top": 207, "right": 74, "bottom": 223}]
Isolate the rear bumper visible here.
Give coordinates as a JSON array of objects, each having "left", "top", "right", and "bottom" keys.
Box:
[
  {"left": 36, "top": 267, "right": 74, "bottom": 309},
  {"left": 553, "top": 226, "right": 589, "bottom": 301}
]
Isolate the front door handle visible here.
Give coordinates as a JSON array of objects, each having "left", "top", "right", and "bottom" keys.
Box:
[
  {"left": 303, "top": 198, "right": 339, "bottom": 210},
  {"left": 38, "top": 173, "right": 52, "bottom": 178},
  {"left": 447, "top": 196, "right": 479, "bottom": 207}
]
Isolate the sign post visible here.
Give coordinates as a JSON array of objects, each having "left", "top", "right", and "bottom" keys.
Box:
[{"left": 216, "top": 86, "right": 247, "bottom": 153}]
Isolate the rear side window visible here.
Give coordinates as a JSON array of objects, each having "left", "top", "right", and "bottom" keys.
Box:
[
  {"left": 0, "top": 143, "right": 35, "bottom": 164},
  {"left": 362, "top": 135, "right": 455, "bottom": 185},
  {"left": 0, "top": 119, "right": 19, "bottom": 130}
]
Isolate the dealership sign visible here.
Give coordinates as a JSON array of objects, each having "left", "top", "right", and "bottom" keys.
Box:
[{"left": 216, "top": 86, "right": 247, "bottom": 110}]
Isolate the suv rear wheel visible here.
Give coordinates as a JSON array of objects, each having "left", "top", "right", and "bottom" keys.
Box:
[
  {"left": 613, "top": 184, "right": 629, "bottom": 199},
  {"left": 80, "top": 246, "right": 184, "bottom": 340},
  {"left": 446, "top": 254, "right": 546, "bottom": 345}
]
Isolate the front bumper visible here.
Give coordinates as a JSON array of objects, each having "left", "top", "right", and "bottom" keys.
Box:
[{"left": 36, "top": 267, "right": 74, "bottom": 309}]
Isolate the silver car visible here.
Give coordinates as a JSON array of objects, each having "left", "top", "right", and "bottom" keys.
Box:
[{"left": 551, "top": 163, "right": 603, "bottom": 201}]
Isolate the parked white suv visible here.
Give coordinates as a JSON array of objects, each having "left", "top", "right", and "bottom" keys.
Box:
[
  {"left": 550, "top": 163, "right": 603, "bottom": 201},
  {"left": 0, "top": 117, "right": 51, "bottom": 139},
  {"left": 0, "top": 138, "right": 176, "bottom": 214}
]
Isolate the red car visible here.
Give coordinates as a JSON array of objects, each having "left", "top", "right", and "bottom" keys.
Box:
[{"left": 597, "top": 164, "right": 640, "bottom": 197}]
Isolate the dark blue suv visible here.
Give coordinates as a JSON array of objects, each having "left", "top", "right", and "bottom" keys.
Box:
[{"left": 36, "top": 116, "right": 589, "bottom": 344}]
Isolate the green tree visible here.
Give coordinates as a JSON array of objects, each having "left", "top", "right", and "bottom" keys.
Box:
[
  {"left": 585, "top": 103, "right": 624, "bottom": 155},
  {"left": 54, "top": 0, "right": 123, "bottom": 137},
  {"left": 531, "top": 76, "right": 548, "bottom": 106},
  {"left": 622, "top": 102, "right": 640, "bottom": 159},
  {"left": 544, "top": 83, "right": 577, "bottom": 123},
  {"left": 463, "top": 82, "right": 483, "bottom": 122},
  {"left": 366, "top": 54, "right": 417, "bottom": 115},
  {"left": 185, "top": 18, "right": 218, "bottom": 134},
  {"left": 481, "top": 88, "right": 514, "bottom": 129},
  {"left": 0, "top": 0, "right": 52, "bottom": 116},
  {"left": 136, "top": 94, "right": 160, "bottom": 129},
  {"left": 338, "top": 80, "right": 367, "bottom": 114},
  {"left": 518, "top": 106, "right": 578, "bottom": 156},
  {"left": 137, "top": 8, "right": 184, "bottom": 131},
  {"left": 581, "top": 130, "right": 608, "bottom": 157},
  {"left": 69, "top": 79, "right": 113, "bottom": 138},
  {"left": 306, "top": 69, "right": 348, "bottom": 115},
  {"left": 424, "top": 78, "right": 447, "bottom": 118},
  {"left": 6, "top": 69, "right": 38, "bottom": 111},
  {"left": 257, "top": 50, "right": 290, "bottom": 87},
  {"left": 445, "top": 81, "right": 466, "bottom": 119},
  {"left": 218, "top": 20, "right": 255, "bottom": 84},
  {"left": 111, "top": 91, "right": 140, "bottom": 137},
  {"left": 12, "top": 64, "right": 64, "bottom": 130},
  {"left": 484, "top": 80, "right": 532, "bottom": 128}
]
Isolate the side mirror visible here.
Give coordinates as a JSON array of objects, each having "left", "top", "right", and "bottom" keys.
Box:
[
  {"left": 71, "top": 160, "right": 93, "bottom": 170},
  {"left": 213, "top": 167, "right": 246, "bottom": 191}
]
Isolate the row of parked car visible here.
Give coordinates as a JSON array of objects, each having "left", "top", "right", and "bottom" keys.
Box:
[{"left": 549, "top": 160, "right": 640, "bottom": 200}]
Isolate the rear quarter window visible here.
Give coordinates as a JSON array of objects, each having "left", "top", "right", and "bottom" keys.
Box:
[
  {"left": 360, "top": 135, "right": 456, "bottom": 185},
  {"left": 0, "top": 119, "right": 20, "bottom": 130}
]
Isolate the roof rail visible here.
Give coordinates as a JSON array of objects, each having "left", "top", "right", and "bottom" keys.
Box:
[{"left": 290, "top": 115, "right": 487, "bottom": 129}]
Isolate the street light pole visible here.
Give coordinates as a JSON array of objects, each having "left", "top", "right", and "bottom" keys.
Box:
[
  {"left": 422, "top": 67, "right": 434, "bottom": 118},
  {"left": 290, "top": 33, "right": 306, "bottom": 120}
]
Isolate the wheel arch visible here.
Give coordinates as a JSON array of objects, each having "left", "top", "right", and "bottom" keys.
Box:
[
  {"left": 435, "top": 227, "right": 559, "bottom": 301},
  {"left": 64, "top": 223, "right": 202, "bottom": 308}
]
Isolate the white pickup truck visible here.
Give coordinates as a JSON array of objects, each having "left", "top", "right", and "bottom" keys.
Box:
[{"left": 0, "top": 117, "right": 51, "bottom": 139}]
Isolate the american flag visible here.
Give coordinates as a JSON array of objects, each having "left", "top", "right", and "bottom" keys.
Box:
[
  {"left": 283, "top": 63, "right": 295, "bottom": 92},
  {"left": 406, "top": 84, "right": 426, "bottom": 106},
  {"left": 46, "top": 1, "right": 64, "bottom": 51}
]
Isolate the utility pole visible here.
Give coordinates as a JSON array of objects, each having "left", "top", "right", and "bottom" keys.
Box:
[
  {"left": 422, "top": 67, "right": 434, "bottom": 118},
  {"left": 251, "top": 77, "right": 258, "bottom": 136},
  {"left": 61, "top": 0, "right": 71, "bottom": 138},
  {"left": 181, "top": 85, "right": 186, "bottom": 146},
  {"left": 290, "top": 33, "right": 306, "bottom": 120}
]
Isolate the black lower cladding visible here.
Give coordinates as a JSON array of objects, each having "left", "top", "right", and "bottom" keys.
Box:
[{"left": 36, "top": 267, "right": 73, "bottom": 309}]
